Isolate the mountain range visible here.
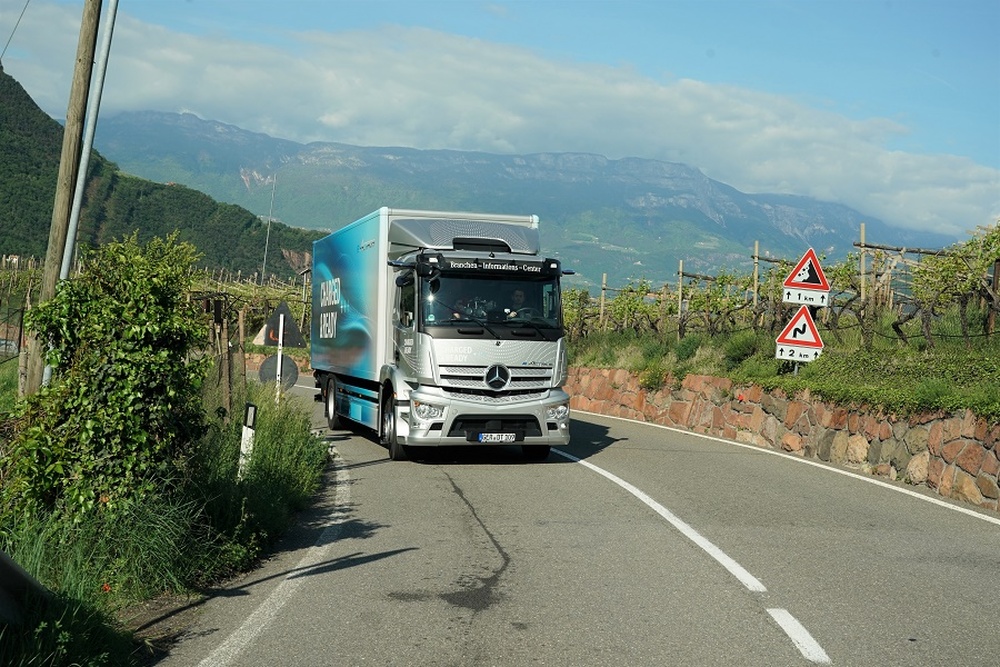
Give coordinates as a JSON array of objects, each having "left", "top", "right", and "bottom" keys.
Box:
[
  {"left": 94, "top": 111, "right": 955, "bottom": 288},
  {"left": 2, "top": 59, "right": 955, "bottom": 291},
  {"left": 0, "top": 68, "right": 319, "bottom": 281}
]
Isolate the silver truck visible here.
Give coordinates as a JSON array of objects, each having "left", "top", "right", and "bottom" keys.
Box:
[{"left": 311, "top": 207, "right": 572, "bottom": 461}]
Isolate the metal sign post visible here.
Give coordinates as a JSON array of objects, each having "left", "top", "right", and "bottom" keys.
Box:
[{"left": 275, "top": 313, "right": 285, "bottom": 404}]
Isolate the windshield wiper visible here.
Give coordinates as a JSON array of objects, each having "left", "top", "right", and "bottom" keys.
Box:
[
  {"left": 434, "top": 299, "right": 503, "bottom": 339},
  {"left": 463, "top": 314, "right": 502, "bottom": 339},
  {"left": 507, "top": 319, "right": 545, "bottom": 336}
]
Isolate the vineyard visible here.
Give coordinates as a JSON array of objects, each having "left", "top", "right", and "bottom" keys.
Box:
[
  {"left": 562, "top": 223, "right": 1000, "bottom": 421},
  {"left": 2, "top": 223, "right": 998, "bottom": 420},
  {"left": 564, "top": 224, "right": 1000, "bottom": 350},
  {"left": 0, "top": 255, "right": 309, "bottom": 400}
]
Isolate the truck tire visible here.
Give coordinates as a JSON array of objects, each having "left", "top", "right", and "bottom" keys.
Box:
[
  {"left": 382, "top": 392, "right": 408, "bottom": 461},
  {"left": 522, "top": 445, "right": 550, "bottom": 461},
  {"left": 325, "top": 377, "right": 341, "bottom": 430}
]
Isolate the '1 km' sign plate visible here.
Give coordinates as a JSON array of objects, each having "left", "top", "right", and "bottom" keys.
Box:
[{"left": 775, "top": 305, "right": 824, "bottom": 362}]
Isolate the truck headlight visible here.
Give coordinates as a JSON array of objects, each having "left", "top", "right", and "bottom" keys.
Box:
[
  {"left": 546, "top": 404, "right": 570, "bottom": 421},
  {"left": 413, "top": 401, "right": 444, "bottom": 421}
]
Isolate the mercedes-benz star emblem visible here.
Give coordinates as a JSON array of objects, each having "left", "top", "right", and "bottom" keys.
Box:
[{"left": 484, "top": 365, "right": 511, "bottom": 390}]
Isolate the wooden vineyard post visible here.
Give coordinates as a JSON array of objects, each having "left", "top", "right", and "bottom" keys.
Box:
[
  {"left": 659, "top": 283, "right": 668, "bottom": 332},
  {"left": 599, "top": 273, "right": 607, "bottom": 331},
  {"left": 859, "top": 223, "right": 867, "bottom": 303},
  {"left": 990, "top": 260, "right": 1000, "bottom": 336},
  {"left": 753, "top": 240, "right": 760, "bottom": 309},
  {"left": 677, "top": 260, "right": 684, "bottom": 341}
]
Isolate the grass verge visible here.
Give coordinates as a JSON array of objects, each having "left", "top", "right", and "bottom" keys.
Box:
[{"left": 0, "top": 380, "right": 328, "bottom": 666}]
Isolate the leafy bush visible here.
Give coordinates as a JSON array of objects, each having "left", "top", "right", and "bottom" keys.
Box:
[
  {"left": 638, "top": 361, "right": 668, "bottom": 391},
  {"left": 722, "top": 330, "right": 765, "bottom": 370},
  {"left": 912, "top": 377, "right": 953, "bottom": 411},
  {"left": 675, "top": 333, "right": 703, "bottom": 362},
  {"left": 0, "top": 361, "right": 17, "bottom": 407},
  {"left": 3, "top": 234, "right": 209, "bottom": 520}
]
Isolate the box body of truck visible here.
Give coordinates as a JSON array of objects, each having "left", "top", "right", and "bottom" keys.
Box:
[{"left": 311, "top": 207, "right": 571, "bottom": 461}]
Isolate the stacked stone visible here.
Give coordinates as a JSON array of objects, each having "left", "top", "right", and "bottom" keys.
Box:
[{"left": 565, "top": 367, "right": 1000, "bottom": 512}]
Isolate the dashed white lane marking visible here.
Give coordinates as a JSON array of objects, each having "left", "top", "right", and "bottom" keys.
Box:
[
  {"left": 198, "top": 460, "right": 350, "bottom": 667},
  {"left": 768, "top": 608, "right": 832, "bottom": 664},
  {"left": 552, "top": 448, "right": 767, "bottom": 592},
  {"left": 553, "top": 446, "right": 834, "bottom": 663}
]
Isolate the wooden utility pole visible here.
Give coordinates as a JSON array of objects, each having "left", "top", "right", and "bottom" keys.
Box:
[{"left": 24, "top": 0, "right": 102, "bottom": 394}]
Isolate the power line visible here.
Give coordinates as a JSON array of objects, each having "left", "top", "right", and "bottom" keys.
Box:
[{"left": 0, "top": 0, "right": 32, "bottom": 64}]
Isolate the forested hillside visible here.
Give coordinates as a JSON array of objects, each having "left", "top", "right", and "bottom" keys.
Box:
[{"left": 0, "top": 67, "right": 321, "bottom": 279}]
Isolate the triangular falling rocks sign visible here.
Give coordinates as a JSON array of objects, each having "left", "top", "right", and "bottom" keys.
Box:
[{"left": 783, "top": 248, "right": 830, "bottom": 291}]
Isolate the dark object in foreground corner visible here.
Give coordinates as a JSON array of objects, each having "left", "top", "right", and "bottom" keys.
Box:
[{"left": 0, "top": 549, "right": 51, "bottom": 626}]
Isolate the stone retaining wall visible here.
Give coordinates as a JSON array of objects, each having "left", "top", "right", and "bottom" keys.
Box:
[{"left": 566, "top": 367, "right": 1000, "bottom": 513}]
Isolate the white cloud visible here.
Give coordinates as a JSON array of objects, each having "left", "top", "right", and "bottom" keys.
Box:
[{"left": 3, "top": 3, "right": 997, "bottom": 237}]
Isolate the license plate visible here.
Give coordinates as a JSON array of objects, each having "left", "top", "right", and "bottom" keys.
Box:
[{"left": 478, "top": 432, "right": 516, "bottom": 443}]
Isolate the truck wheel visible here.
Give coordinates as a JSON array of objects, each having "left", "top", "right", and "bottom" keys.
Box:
[
  {"left": 383, "top": 392, "right": 408, "bottom": 461},
  {"left": 522, "top": 445, "right": 550, "bottom": 462},
  {"left": 325, "top": 377, "right": 341, "bottom": 430}
]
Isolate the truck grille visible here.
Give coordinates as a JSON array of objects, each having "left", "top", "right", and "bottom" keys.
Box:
[{"left": 439, "top": 365, "right": 552, "bottom": 391}]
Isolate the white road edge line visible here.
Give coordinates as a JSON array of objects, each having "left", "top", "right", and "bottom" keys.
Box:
[
  {"left": 767, "top": 608, "right": 832, "bottom": 664},
  {"left": 552, "top": 448, "right": 767, "bottom": 592},
  {"left": 197, "top": 459, "right": 351, "bottom": 667},
  {"left": 574, "top": 409, "right": 1000, "bottom": 528}
]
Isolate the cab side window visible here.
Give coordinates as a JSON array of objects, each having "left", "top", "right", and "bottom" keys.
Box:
[{"left": 398, "top": 278, "right": 415, "bottom": 328}]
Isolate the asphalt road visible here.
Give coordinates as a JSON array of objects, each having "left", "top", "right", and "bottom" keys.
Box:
[{"left": 158, "top": 385, "right": 1000, "bottom": 666}]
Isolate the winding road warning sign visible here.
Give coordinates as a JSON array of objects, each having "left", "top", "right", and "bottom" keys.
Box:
[
  {"left": 783, "top": 248, "right": 830, "bottom": 306},
  {"left": 775, "top": 305, "right": 824, "bottom": 362}
]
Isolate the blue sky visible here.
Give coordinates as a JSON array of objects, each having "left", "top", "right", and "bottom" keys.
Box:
[{"left": 1, "top": 0, "right": 997, "bottom": 238}]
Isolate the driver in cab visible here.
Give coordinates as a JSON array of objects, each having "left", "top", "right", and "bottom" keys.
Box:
[{"left": 506, "top": 288, "right": 527, "bottom": 318}]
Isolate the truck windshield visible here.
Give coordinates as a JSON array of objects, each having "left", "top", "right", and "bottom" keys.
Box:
[{"left": 420, "top": 273, "right": 564, "bottom": 331}]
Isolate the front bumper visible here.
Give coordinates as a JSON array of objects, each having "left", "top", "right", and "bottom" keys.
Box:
[{"left": 397, "top": 386, "right": 571, "bottom": 447}]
